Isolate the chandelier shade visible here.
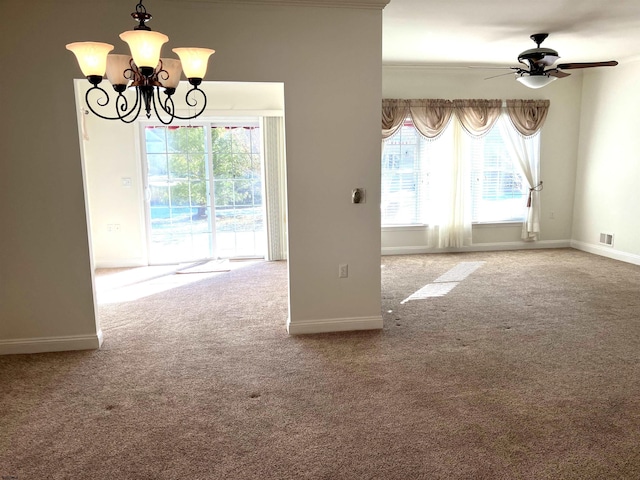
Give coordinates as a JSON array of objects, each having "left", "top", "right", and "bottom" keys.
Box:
[
  {"left": 119, "top": 30, "right": 169, "bottom": 70},
  {"left": 66, "top": 0, "right": 214, "bottom": 124},
  {"left": 172, "top": 48, "right": 216, "bottom": 79},
  {"left": 105, "top": 54, "right": 134, "bottom": 87},
  {"left": 66, "top": 42, "right": 114, "bottom": 77},
  {"left": 158, "top": 58, "right": 183, "bottom": 89}
]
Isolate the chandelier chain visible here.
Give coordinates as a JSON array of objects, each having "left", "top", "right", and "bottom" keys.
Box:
[{"left": 132, "top": 0, "right": 152, "bottom": 31}]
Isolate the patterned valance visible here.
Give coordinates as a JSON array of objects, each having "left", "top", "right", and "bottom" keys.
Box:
[
  {"left": 505, "top": 100, "right": 550, "bottom": 137},
  {"left": 382, "top": 99, "right": 409, "bottom": 140},
  {"left": 382, "top": 99, "right": 550, "bottom": 139}
]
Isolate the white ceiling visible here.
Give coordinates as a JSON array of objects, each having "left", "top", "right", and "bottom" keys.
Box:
[{"left": 382, "top": 0, "right": 640, "bottom": 67}]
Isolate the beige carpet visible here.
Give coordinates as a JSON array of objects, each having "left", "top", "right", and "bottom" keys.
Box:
[{"left": 1, "top": 249, "right": 639, "bottom": 479}]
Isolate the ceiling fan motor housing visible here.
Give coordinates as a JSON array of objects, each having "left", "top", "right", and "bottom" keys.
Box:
[
  {"left": 517, "top": 33, "right": 559, "bottom": 72},
  {"left": 518, "top": 47, "right": 560, "bottom": 69}
]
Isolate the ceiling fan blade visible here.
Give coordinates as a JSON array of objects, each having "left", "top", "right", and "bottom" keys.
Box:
[
  {"left": 547, "top": 69, "right": 571, "bottom": 78},
  {"left": 484, "top": 71, "right": 518, "bottom": 80},
  {"left": 468, "top": 66, "right": 515, "bottom": 70},
  {"left": 557, "top": 61, "right": 618, "bottom": 70}
]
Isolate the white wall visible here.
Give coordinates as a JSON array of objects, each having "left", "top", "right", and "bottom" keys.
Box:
[
  {"left": 81, "top": 107, "right": 145, "bottom": 268},
  {"left": 79, "top": 81, "right": 285, "bottom": 268},
  {"left": 572, "top": 60, "right": 640, "bottom": 264},
  {"left": 0, "top": 0, "right": 386, "bottom": 353},
  {"left": 381, "top": 66, "right": 583, "bottom": 253}
]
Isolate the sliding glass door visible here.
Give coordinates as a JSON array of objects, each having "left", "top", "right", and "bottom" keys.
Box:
[{"left": 142, "top": 120, "right": 265, "bottom": 264}]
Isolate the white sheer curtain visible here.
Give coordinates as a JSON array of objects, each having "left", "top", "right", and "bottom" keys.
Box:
[
  {"left": 498, "top": 115, "right": 542, "bottom": 240},
  {"left": 427, "top": 119, "right": 472, "bottom": 248},
  {"left": 404, "top": 99, "right": 471, "bottom": 247},
  {"left": 502, "top": 99, "right": 549, "bottom": 240},
  {"left": 427, "top": 100, "right": 501, "bottom": 248}
]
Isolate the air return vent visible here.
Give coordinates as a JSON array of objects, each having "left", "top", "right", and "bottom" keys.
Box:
[{"left": 599, "top": 233, "right": 614, "bottom": 246}]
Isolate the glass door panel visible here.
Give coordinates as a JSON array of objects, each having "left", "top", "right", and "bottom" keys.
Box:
[
  {"left": 144, "top": 125, "right": 213, "bottom": 264},
  {"left": 211, "top": 125, "right": 265, "bottom": 258}
]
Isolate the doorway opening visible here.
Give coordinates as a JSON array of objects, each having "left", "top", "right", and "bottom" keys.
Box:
[{"left": 75, "top": 80, "right": 286, "bottom": 271}]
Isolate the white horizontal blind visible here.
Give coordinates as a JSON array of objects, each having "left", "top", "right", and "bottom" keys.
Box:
[
  {"left": 470, "top": 123, "right": 528, "bottom": 223},
  {"left": 381, "top": 120, "right": 427, "bottom": 225}
]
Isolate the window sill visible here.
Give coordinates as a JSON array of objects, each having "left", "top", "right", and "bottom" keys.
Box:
[
  {"left": 382, "top": 224, "right": 428, "bottom": 232},
  {"left": 472, "top": 221, "right": 523, "bottom": 228},
  {"left": 382, "top": 221, "right": 522, "bottom": 231}
]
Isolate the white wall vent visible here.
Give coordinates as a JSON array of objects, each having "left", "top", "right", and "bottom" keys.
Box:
[{"left": 599, "top": 233, "right": 614, "bottom": 247}]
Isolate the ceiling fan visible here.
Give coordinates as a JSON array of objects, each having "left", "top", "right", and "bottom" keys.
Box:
[{"left": 490, "top": 33, "right": 618, "bottom": 88}]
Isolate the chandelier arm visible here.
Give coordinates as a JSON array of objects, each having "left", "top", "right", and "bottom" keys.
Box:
[
  {"left": 163, "top": 87, "right": 208, "bottom": 121},
  {"left": 115, "top": 88, "right": 144, "bottom": 124},
  {"left": 151, "top": 89, "right": 177, "bottom": 125},
  {"left": 85, "top": 85, "right": 136, "bottom": 122},
  {"left": 83, "top": 85, "right": 116, "bottom": 120},
  {"left": 185, "top": 86, "right": 207, "bottom": 112},
  {"left": 158, "top": 91, "right": 177, "bottom": 118}
]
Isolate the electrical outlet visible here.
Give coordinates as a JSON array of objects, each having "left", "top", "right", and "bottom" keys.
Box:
[{"left": 339, "top": 264, "right": 348, "bottom": 278}]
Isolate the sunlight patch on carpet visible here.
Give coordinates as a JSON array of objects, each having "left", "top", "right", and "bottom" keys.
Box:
[
  {"left": 401, "top": 282, "right": 459, "bottom": 302},
  {"left": 97, "top": 271, "right": 225, "bottom": 304},
  {"left": 401, "top": 261, "right": 485, "bottom": 304},
  {"left": 95, "top": 259, "right": 261, "bottom": 305},
  {"left": 434, "top": 261, "right": 485, "bottom": 283}
]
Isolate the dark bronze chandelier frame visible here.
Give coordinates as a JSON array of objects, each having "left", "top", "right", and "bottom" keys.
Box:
[{"left": 85, "top": 58, "right": 206, "bottom": 125}]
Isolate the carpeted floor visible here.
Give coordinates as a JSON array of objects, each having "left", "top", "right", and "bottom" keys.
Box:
[{"left": 1, "top": 248, "right": 639, "bottom": 479}]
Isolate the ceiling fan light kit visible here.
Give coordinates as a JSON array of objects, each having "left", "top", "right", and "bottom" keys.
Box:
[
  {"left": 516, "top": 74, "right": 557, "bottom": 89},
  {"left": 490, "top": 33, "right": 619, "bottom": 89},
  {"left": 66, "top": 0, "right": 215, "bottom": 124}
]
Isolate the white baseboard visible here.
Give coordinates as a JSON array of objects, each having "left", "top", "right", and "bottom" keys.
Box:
[
  {"left": 381, "top": 239, "right": 571, "bottom": 256},
  {"left": 570, "top": 240, "right": 640, "bottom": 266},
  {"left": 94, "top": 258, "right": 147, "bottom": 269},
  {"left": 0, "top": 331, "right": 103, "bottom": 355},
  {"left": 287, "top": 315, "right": 383, "bottom": 335}
]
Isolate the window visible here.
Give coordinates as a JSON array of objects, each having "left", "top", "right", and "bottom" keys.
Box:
[
  {"left": 381, "top": 119, "right": 425, "bottom": 225},
  {"left": 381, "top": 115, "right": 529, "bottom": 226},
  {"left": 470, "top": 125, "right": 528, "bottom": 223}
]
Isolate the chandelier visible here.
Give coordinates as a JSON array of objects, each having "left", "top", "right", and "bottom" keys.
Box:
[{"left": 66, "top": 1, "right": 215, "bottom": 124}]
